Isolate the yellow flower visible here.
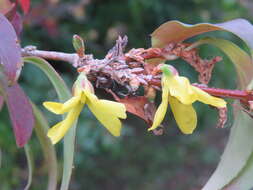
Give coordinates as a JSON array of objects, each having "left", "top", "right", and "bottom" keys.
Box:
[
  {"left": 43, "top": 74, "right": 127, "bottom": 144},
  {"left": 148, "top": 65, "right": 226, "bottom": 134}
]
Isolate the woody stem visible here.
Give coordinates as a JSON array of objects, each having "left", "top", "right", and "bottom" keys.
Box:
[{"left": 21, "top": 46, "right": 253, "bottom": 102}]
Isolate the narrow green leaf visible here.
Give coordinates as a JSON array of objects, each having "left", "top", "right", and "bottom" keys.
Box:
[
  {"left": 24, "top": 57, "right": 76, "bottom": 190},
  {"left": 24, "top": 144, "right": 33, "bottom": 190},
  {"left": 32, "top": 103, "right": 57, "bottom": 190},
  {"left": 23, "top": 57, "right": 70, "bottom": 100}
]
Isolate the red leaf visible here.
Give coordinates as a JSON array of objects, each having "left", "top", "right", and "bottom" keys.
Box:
[
  {"left": 108, "top": 90, "right": 156, "bottom": 125},
  {"left": 0, "top": 0, "right": 15, "bottom": 15},
  {"left": 0, "top": 13, "right": 22, "bottom": 84},
  {"left": 1, "top": 2, "right": 24, "bottom": 37},
  {"left": 5, "top": 84, "right": 34, "bottom": 147},
  {"left": 18, "top": 0, "right": 30, "bottom": 14},
  {"left": 10, "top": 12, "right": 23, "bottom": 37}
]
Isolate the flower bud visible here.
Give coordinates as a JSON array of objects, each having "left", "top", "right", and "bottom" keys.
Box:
[
  {"left": 73, "top": 72, "right": 94, "bottom": 95},
  {"left": 73, "top": 34, "right": 85, "bottom": 57}
]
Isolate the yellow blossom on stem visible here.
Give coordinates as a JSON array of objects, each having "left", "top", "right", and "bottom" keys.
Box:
[
  {"left": 149, "top": 65, "right": 226, "bottom": 134},
  {"left": 43, "top": 73, "right": 127, "bottom": 144}
]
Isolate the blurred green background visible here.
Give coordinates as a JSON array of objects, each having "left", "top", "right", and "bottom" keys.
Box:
[{"left": 1, "top": 0, "right": 253, "bottom": 189}]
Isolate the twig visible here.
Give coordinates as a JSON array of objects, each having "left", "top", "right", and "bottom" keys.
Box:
[
  {"left": 21, "top": 40, "right": 253, "bottom": 107},
  {"left": 22, "top": 46, "right": 79, "bottom": 65}
]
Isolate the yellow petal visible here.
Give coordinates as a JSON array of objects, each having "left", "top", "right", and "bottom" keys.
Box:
[
  {"left": 84, "top": 90, "right": 127, "bottom": 119},
  {"left": 87, "top": 102, "right": 122, "bottom": 136},
  {"left": 192, "top": 86, "right": 227, "bottom": 108},
  {"left": 166, "top": 75, "right": 197, "bottom": 105},
  {"left": 81, "top": 92, "right": 86, "bottom": 104},
  {"left": 43, "top": 96, "right": 80, "bottom": 114},
  {"left": 43, "top": 102, "right": 64, "bottom": 114},
  {"left": 95, "top": 100, "right": 126, "bottom": 119},
  {"left": 148, "top": 76, "right": 170, "bottom": 131},
  {"left": 168, "top": 96, "right": 197, "bottom": 134},
  {"left": 47, "top": 104, "right": 83, "bottom": 144},
  {"left": 84, "top": 95, "right": 123, "bottom": 136},
  {"left": 166, "top": 75, "right": 226, "bottom": 108}
]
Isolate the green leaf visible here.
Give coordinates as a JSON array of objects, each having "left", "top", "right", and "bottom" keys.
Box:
[
  {"left": 24, "top": 144, "right": 33, "bottom": 190},
  {"left": 32, "top": 103, "right": 58, "bottom": 190},
  {"left": 152, "top": 20, "right": 253, "bottom": 189},
  {"left": 23, "top": 57, "right": 70, "bottom": 100},
  {"left": 224, "top": 148, "right": 253, "bottom": 189},
  {"left": 203, "top": 110, "right": 253, "bottom": 190},
  {"left": 151, "top": 19, "right": 253, "bottom": 50},
  {"left": 188, "top": 37, "right": 253, "bottom": 190},
  {"left": 24, "top": 57, "right": 76, "bottom": 190}
]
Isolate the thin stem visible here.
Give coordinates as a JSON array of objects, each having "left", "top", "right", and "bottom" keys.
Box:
[{"left": 22, "top": 46, "right": 79, "bottom": 65}]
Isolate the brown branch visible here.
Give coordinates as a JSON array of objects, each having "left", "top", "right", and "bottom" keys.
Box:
[{"left": 21, "top": 39, "right": 253, "bottom": 107}]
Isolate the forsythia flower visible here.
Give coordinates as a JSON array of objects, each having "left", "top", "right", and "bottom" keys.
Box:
[
  {"left": 149, "top": 65, "right": 226, "bottom": 134},
  {"left": 43, "top": 73, "right": 127, "bottom": 144}
]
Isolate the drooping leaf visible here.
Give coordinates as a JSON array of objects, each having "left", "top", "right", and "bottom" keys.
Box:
[
  {"left": 109, "top": 90, "right": 155, "bottom": 125},
  {"left": 151, "top": 20, "right": 253, "bottom": 87},
  {"left": 119, "top": 96, "right": 150, "bottom": 122},
  {"left": 194, "top": 39, "right": 253, "bottom": 190},
  {"left": 202, "top": 109, "right": 253, "bottom": 190},
  {"left": 151, "top": 19, "right": 253, "bottom": 50},
  {"left": 223, "top": 143, "right": 253, "bottom": 190},
  {"left": 24, "top": 144, "right": 33, "bottom": 190},
  {"left": 152, "top": 19, "right": 253, "bottom": 190},
  {"left": 23, "top": 57, "right": 70, "bottom": 101},
  {"left": 24, "top": 57, "right": 74, "bottom": 190},
  {"left": 0, "top": 13, "right": 22, "bottom": 84},
  {"left": 32, "top": 103, "right": 57, "bottom": 190},
  {"left": 18, "top": 0, "right": 30, "bottom": 14},
  {"left": 5, "top": 84, "right": 34, "bottom": 147}
]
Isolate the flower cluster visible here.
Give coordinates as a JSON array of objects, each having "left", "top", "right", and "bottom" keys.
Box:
[
  {"left": 43, "top": 65, "right": 227, "bottom": 144},
  {"left": 43, "top": 73, "right": 127, "bottom": 144},
  {"left": 148, "top": 65, "right": 227, "bottom": 134}
]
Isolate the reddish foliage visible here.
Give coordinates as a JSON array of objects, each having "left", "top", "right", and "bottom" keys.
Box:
[
  {"left": 108, "top": 90, "right": 156, "bottom": 125},
  {"left": 0, "top": 0, "right": 15, "bottom": 15},
  {"left": 5, "top": 84, "right": 34, "bottom": 147},
  {"left": 0, "top": 1, "right": 23, "bottom": 36},
  {"left": 10, "top": 12, "right": 23, "bottom": 36},
  {"left": 18, "top": 0, "right": 30, "bottom": 14},
  {"left": 0, "top": 14, "right": 22, "bottom": 83}
]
